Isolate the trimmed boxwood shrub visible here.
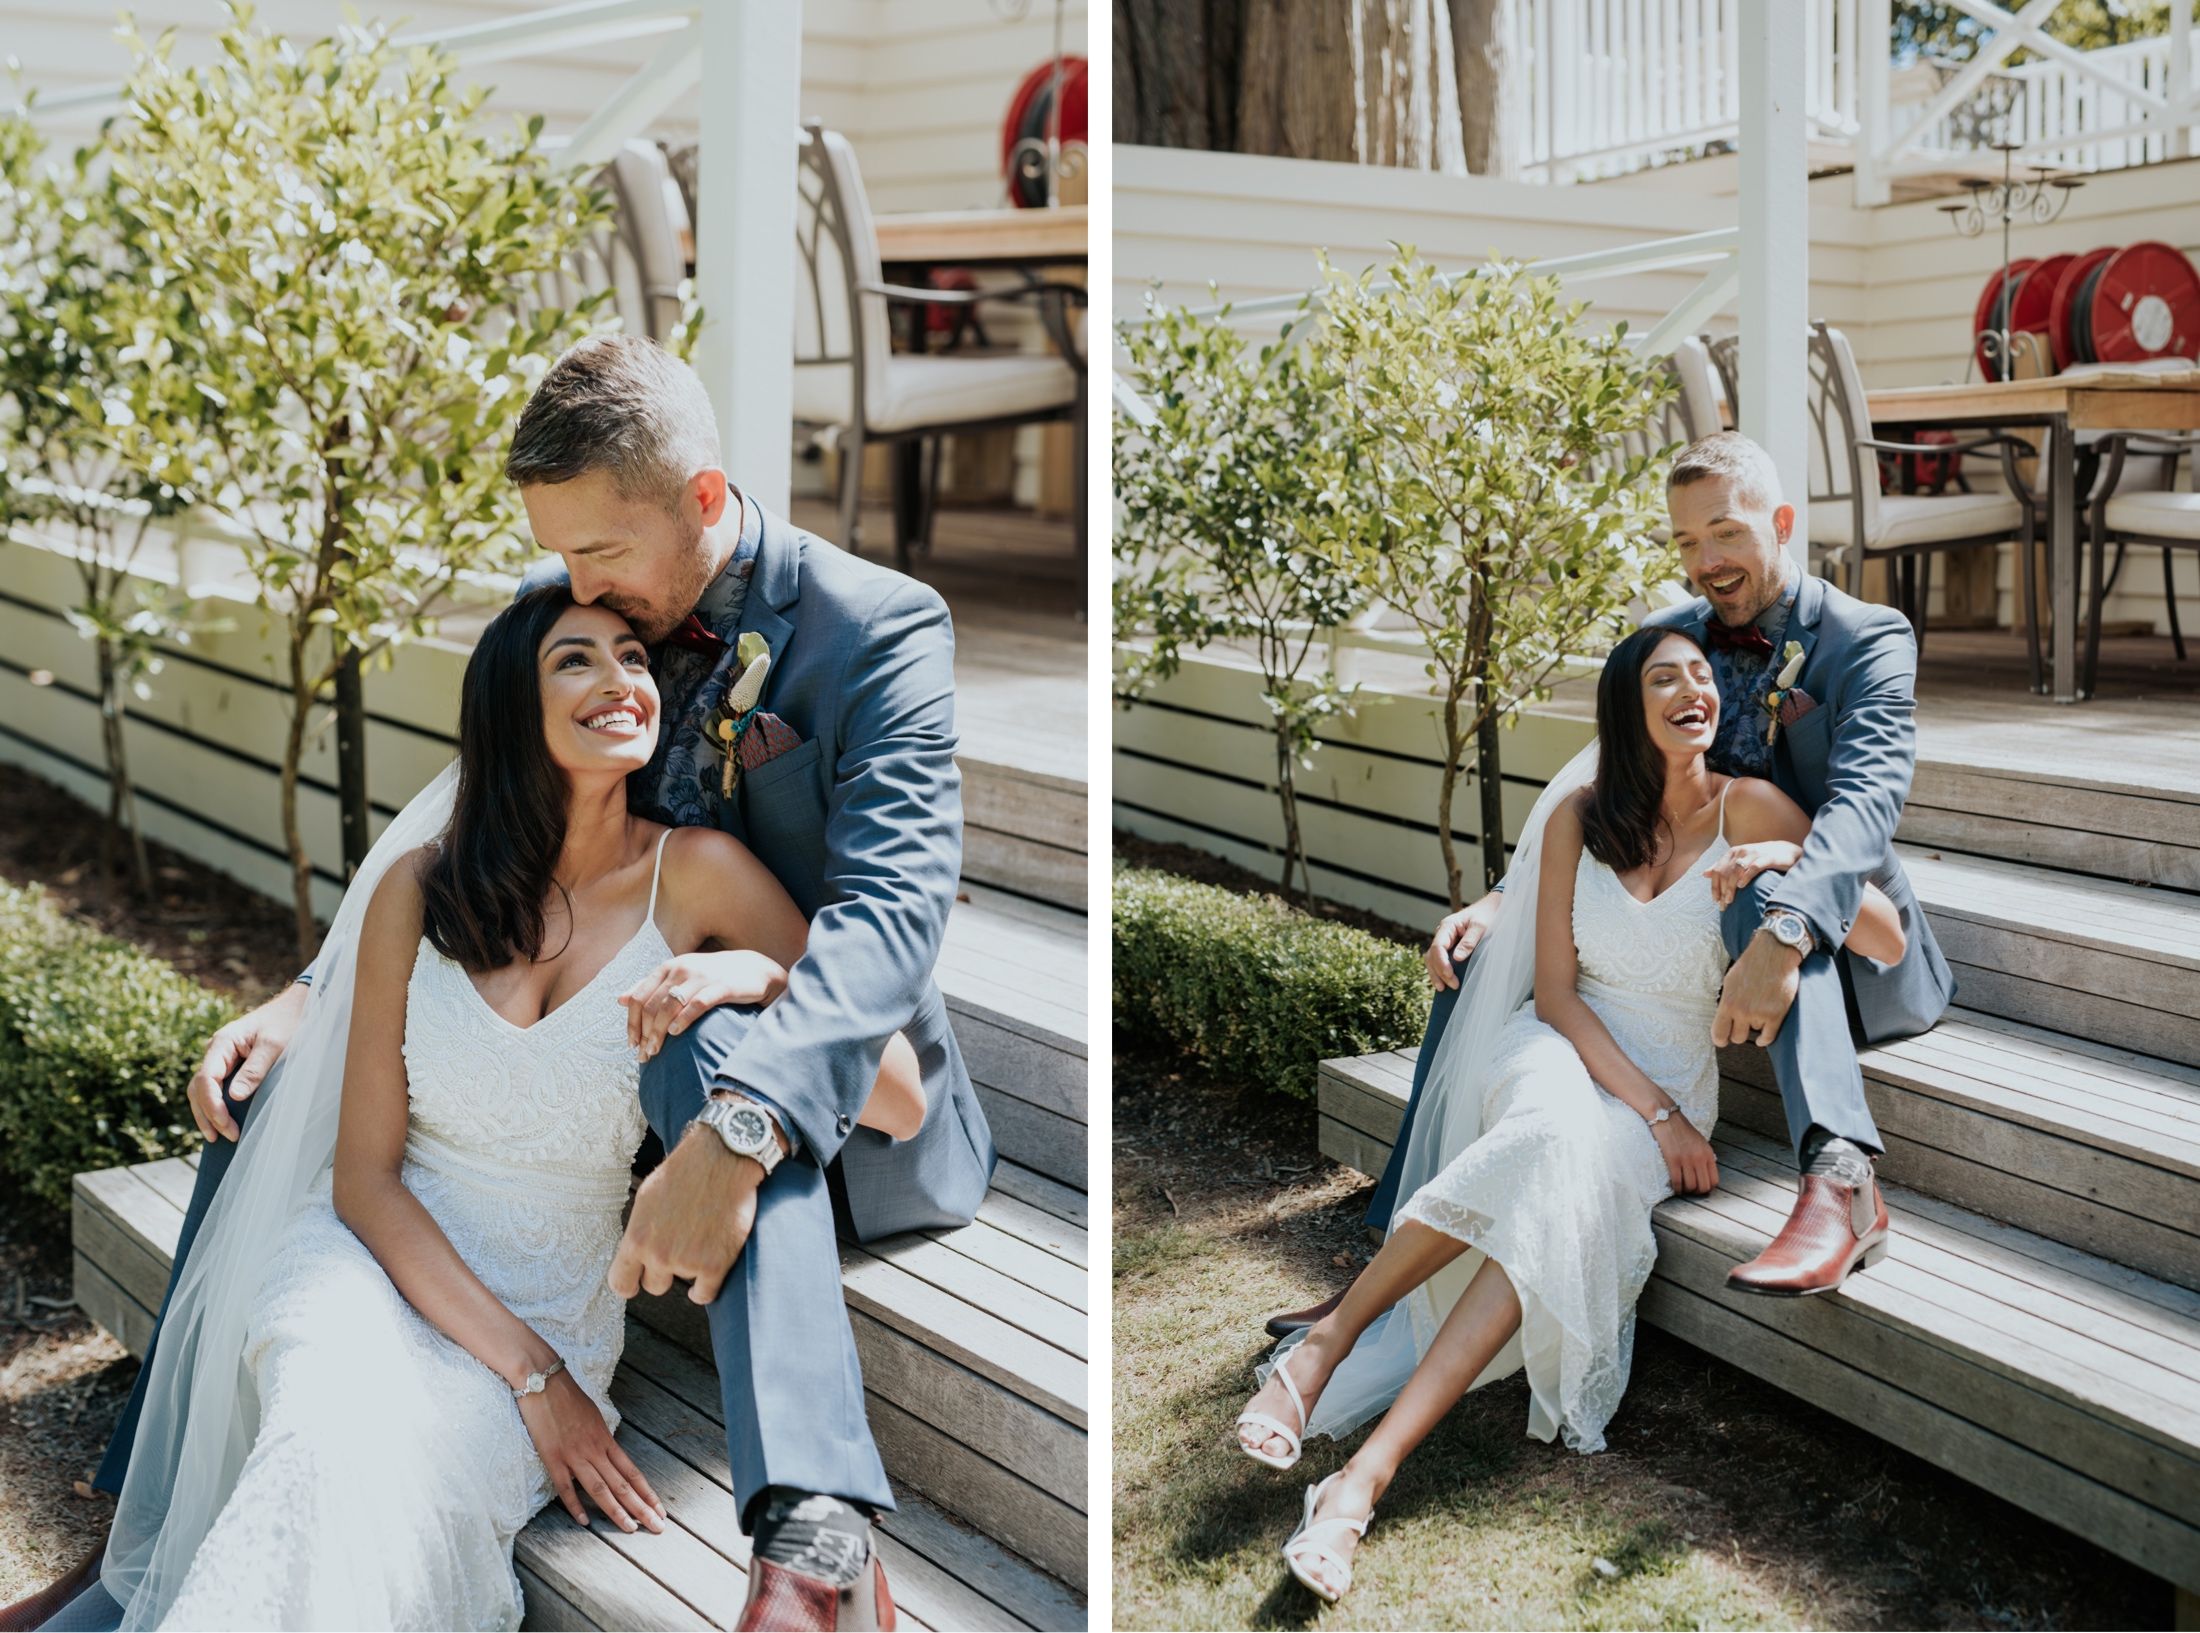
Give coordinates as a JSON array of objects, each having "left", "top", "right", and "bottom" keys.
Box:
[
  {"left": 0, "top": 880, "right": 235, "bottom": 1218},
  {"left": 1113, "top": 865, "right": 1431, "bottom": 1100}
]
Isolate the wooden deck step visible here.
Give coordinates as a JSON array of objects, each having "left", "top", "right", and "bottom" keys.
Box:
[
  {"left": 938, "top": 886, "right": 1087, "bottom": 1191},
  {"left": 71, "top": 1155, "right": 1088, "bottom": 1626},
  {"left": 1906, "top": 691, "right": 2200, "bottom": 896},
  {"left": 1902, "top": 844, "right": 2200, "bottom": 1071},
  {"left": 1719, "top": 1007, "right": 2200, "bottom": 1291},
  {"left": 1316, "top": 1050, "right": 2200, "bottom": 1597}
]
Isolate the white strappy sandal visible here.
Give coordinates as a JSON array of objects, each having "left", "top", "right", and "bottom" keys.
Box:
[
  {"left": 1234, "top": 1349, "right": 1310, "bottom": 1469},
  {"left": 1282, "top": 1473, "right": 1371, "bottom": 1604}
]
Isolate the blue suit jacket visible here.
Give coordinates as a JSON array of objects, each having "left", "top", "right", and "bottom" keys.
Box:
[
  {"left": 1646, "top": 572, "right": 1954, "bottom": 1040},
  {"left": 526, "top": 503, "right": 995, "bottom": 1240}
]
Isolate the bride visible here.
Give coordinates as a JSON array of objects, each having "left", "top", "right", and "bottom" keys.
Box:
[
  {"left": 86, "top": 585, "right": 924, "bottom": 1630},
  {"left": 1232, "top": 625, "right": 1907, "bottom": 1606}
]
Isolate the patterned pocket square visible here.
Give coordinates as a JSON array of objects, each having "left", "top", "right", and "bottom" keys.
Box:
[
  {"left": 737, "top": 711, "right": 804, "bottom": 772},
  {"left": 1778, "top": 687, "right": 1819, "bottom": 727}
]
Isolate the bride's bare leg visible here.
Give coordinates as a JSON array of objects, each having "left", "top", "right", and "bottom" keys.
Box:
[
  {"left": 1293, "top": 1258, "right": 1525, "bottom": 1598},
  {"left": 1238, "top": 1222, "right": 1470, "bottom": 1460}
]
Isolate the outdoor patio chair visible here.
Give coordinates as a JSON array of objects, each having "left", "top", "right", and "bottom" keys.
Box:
[
  {"left": 1669, "top": 337, "right": 1721, "bottom": 441},
  {"left": 791, "top": 120, "right": 1085, "bottom": 567},
  {"left": 526, "top": 139, "right": 692, "bottom": 344},
  {"left": 2084, "top": 431, "right": 2200, "bottom": 697},
  {"left": 1807, "top": 321, "right": 2043, "bottom": 686},
  {"left": 1705, "top": 332, "right": 1740, "bottom": 425}
]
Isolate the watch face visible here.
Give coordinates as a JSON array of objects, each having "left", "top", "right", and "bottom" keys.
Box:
[{"left": 728, "top": 1106, "right": 769, "bottom": 1148}]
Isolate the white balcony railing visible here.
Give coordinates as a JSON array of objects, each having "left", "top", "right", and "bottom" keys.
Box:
[{"left": 1511, "top": 0, "right": 2197, "bottom": 200}]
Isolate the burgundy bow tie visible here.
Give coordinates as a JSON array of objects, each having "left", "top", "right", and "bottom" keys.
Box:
[
  {"left": 667, "top": 614, "right": 727, "bottom": 655},
  {"left": 1705, "top": 620, "right": 1775, "bottom": 658}
]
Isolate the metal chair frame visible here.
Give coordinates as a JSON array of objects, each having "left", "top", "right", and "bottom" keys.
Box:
[
  {"left": 794, "top": 120, "right": 1086, "bottom": 568},
  {"left": 2084, "top": 433, "right": 2199, "bottom": 697},
  {"left": 1808, "top": 321, "right": 2046, "bottom": 689}
]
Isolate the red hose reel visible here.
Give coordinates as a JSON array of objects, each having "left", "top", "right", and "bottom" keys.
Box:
[{"left": 1977, "top": 243, "right": 2200, "bottom": 377}]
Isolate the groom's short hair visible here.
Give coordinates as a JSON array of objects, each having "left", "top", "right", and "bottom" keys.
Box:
[
  {"left": 505, "top": 335, "right": 721, "bottom": 511},
  {"left": 1668, "top": 431, "right": 1783, "bottom": 513}
]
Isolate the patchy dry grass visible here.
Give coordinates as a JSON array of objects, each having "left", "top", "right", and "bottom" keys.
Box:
[{"left": 1111, "top": 1047, "right": 2170, "bottom": 1631}]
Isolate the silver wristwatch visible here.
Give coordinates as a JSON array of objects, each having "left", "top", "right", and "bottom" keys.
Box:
[
  {"left": 1645, "top": 1104, "right": 1677, "bottom": 1130},
  {"left": 1760, "top": 907, "right": 1815, "bottom": 958},
  {"left": 697, "top": 1094, "right": 784, "bottom": 1176},
  {"left": 514, "top": 1356, "right": 565, "bottom": 1399}
]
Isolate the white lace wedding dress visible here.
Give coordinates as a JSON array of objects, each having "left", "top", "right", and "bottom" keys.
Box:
[
  {"left": 1389, "top": 792, "right": 1731, "bottom": 1454},
  {"left": 157, "top": 835, "right": 667, "bottom": 1631}
]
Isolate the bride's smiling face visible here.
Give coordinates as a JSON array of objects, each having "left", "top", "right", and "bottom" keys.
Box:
[
  {"left": 1641, "top": 632, "right": 1718, "bottom": 759},
  {"left": 538, "top": 603, "right": 660, "bottom": 779}
]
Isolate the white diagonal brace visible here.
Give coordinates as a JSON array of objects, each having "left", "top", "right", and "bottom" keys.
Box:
[
  {"left": 1635, "top": 258, "right": 1741, "bottom": 358},
  {"left": 559, "top": 20, "right": 702, "bottom": 170},
  {"left": 1880, "top": 0, "right": 2064, "bottom": 162},
  {"left": 1942, "top": 0, "right": 2168, "bottom": 112}
]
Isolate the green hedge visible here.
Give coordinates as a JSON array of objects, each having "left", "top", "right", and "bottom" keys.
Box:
[
  {"left": 0, "top": 880, "right": 235, "bottom": 1218},
  {"left": 1113, "top": 865, "right": 1431, "bottom": 1100}
]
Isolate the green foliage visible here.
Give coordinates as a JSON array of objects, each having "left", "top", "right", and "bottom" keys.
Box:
[
  {"left": 1892, "top": 1, "right": 2170, "bottom": 65},
  {"left": 0, "top": 880, "right": 235, "bottom": 1221},
  {"left": 1112, "top": 865, "right": 1429, "bottom": 1102},
  {"left": 92, "top": 6, "right": 616, "bottom": 950},
  {"left": 1113, "top": 292, "right": 1368, "bottom": 896},
  {"left": 0, "top": 107, "right": 218, "bottom": 893},
  {"left": 1313, "top": 247, "right": 1678, "bottom": 906}
]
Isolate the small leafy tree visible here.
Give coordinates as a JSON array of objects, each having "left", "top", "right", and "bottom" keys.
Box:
[
  {"left": 101, "top": 9, "right": 614, "bottom": 956},
  {"left": 0, "top": 109, "right": 214, "bottom": 899},
  {"left": 1317, "top": 249, "right": 1677, "bottom": 907},
  {"left": 1113, "top": 292, "right": 1369, "bottom": 900}
]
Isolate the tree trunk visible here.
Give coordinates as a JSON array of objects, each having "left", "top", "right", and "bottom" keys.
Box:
[
  {"left": 283, "top": 648, "right": 317, "bottom": 964},
  {"left": 1274, "top": 724, "right": 1311, "bottom": 900},
  {"left": 1477, "top": 708, "right": 1505, "bottom": 891},
  {"left": 1355, "top": 0, "right": 1454, "bottom": 170},
  {"left": 1436, "top": 686, "right": 1466, "bottom": 910},
  {"left": 335, "top": 647, "right": 371, "bottom": 882},
  {"left": 1115, "top": 0, "right": 1245, "bottom": 151},
  {"left": 1237, "top": 0, "right": 1360, "bottom": 161},
  {"left": 1449, "top": 0, "right": 1518, "bottom": 177}
]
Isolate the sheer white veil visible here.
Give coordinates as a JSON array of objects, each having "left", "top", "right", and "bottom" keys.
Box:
[
  {"left": 100, "top": 763, "right": 461, "bottom": 1629},
  {"left": 1267, "top": 739, "right": 1601, "bottom": 1438}
]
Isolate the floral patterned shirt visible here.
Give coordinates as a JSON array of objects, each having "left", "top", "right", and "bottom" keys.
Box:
[{"left": 1706, "top": 578, "right": 1799, "bottom": 778}]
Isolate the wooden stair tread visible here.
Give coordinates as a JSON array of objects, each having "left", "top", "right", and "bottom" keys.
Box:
[
  {"left": 1316, "top": 1048, "right": 2200, "bottom": 1592},
  {"left": 938, "top": 887, "right": 1088, "bottom": 1055},
  {"left": 71, "top": 1160, "right": 1087, "bottom": 1621},
  {"left": 1900, "top": 845, "right": 2200, "bottom": 972}
]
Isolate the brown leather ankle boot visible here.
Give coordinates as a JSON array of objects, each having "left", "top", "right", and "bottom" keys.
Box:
[{"left": 1726, "top": 1169, "right": 1891, "bottom": 1297}]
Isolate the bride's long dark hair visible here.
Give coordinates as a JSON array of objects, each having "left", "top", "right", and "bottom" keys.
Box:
[
  {"left": 420, "top": 582, "right": 603, "bottom": 972},
  {"left": 1579, "top": 624, "right": 1713, "bottom": 875}
]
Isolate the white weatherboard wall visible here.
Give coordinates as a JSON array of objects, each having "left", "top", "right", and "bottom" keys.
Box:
[
  {"left": 3, "top": 1, "right": 1084, "bottom": 217},
  {"left": 1115, "top": 142, "right": 2200, "bottom": 640}
]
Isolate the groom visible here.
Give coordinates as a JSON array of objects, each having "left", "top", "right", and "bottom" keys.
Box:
[
  {"left": 25, "top": 337, "right": 991, "bottom": 1633},
  {"left": 1268, "top": 431, "right": 1954, "bottom": 1337}
]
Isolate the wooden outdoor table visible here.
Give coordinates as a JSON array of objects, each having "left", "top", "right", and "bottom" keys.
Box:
[
  {"left": 1868, "top": 375, "right": 2200, "bottom": 704},
  {"left": 873, "top": 205, "right": 1087, "bottom": 268}
]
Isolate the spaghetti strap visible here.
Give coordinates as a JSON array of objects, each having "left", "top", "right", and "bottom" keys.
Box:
[
  {"left": 1715, "top": 779, "right": 1735, "bottom": 847},
  {"left": 645, "top": 829, "right": 672, "bottom": 926}
]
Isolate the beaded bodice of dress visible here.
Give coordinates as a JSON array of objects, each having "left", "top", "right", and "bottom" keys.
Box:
[
  {"left": 1566, "top": 787, "right": 1733, "bottom": 1121},
  {"left": 391, "top": 831, "right": 669, "bottom": 1401}
]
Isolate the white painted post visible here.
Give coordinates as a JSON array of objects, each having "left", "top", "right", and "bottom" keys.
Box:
[
  {"left": 2171, "top": 0, "right": 2194, "bottom": 161},
  {"left": 1854, "top": 0, "right": 1891, "bottom": 205},
  {"left": 1738, "top": 2, "right": 1809, "bottom": 572},
  {"left": 694, "top": 1, "right": 801, "bottom": 513}
]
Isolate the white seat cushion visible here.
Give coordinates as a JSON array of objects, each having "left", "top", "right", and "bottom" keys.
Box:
[
  {"left": 794, "top": 353, "right": 1077, "bottom": 434},
  {"left": 1809, "top": 491, "right": 2024, "bottom": 551},
  {"left": 2102, "top": 490, "right": 2200, "bottom": 541}
]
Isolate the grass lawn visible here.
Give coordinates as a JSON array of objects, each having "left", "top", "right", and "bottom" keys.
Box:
[{"left": 1112, "top": 1046, "right": 2171, "bottom": 1631}]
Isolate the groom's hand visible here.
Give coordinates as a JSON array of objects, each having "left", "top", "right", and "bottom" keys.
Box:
[
  {"left": 608, "top": 1125, "right": 760, "bottom": 1307},
  {"left": 1426, "top": 890, "right": 1504, "bottom": 990},
  {"left": 1713, "top": 932, "right": 1804, "bottom": 1049},
  {"left": 186, "top": 980, "right": 310, "bottom": 1142}
]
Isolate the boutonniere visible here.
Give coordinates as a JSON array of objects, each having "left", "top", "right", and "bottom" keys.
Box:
[
  {"left": 700, "top": 632, "right": 773, "bottom": 798},
  {"left": 1762, "top": 640, "right": 1806, "bottom": 745}
]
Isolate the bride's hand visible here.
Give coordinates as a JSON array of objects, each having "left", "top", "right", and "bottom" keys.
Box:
[
  {"left": 1652, "top": 1114, "right": 1720, "bottom": 1196},
  {"left": 516, "top": 1372, "right": 667, "bottom": 1535},
  {"left": 1702, "top": 841, "right": 1805, "bottom": 909},
  {"left": 621, "top": 950, "right": 789, "bottom": 1061}
]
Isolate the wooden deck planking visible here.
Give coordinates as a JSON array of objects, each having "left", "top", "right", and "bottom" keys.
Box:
[
  {"left": 1317, "top": 1049, "right": 2200, "bottom": 1595},
  {"left": 71, "top": 1158, "right": 1086, "bottom": 1626}
]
